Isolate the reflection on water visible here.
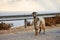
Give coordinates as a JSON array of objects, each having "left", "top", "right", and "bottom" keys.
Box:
[
  {"left": 4, "top": 19, "right": 33, "bottom": 28},
  {"left": 4, "top": 20, "right": 24, "bottom": 27}
]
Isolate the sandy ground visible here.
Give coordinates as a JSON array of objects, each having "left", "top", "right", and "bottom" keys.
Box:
[{"left": 0, "top": 24, "right": 60, "bottom": 40}]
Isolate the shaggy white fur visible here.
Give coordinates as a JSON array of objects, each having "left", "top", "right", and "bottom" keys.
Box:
[{"left": 36, "top": 17, "right": 45, "bottom": 27}]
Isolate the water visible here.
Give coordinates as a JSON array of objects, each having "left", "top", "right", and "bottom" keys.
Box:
[
  {"left": 4, "top": 20, "right": 24, "bottom": 27},
  {"left": 4, "top": 19, "right": 33, "bottom": 28}
]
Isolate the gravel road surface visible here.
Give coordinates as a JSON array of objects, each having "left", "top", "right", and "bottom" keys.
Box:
[{"left": 0, "top": 27, "right": 60, "bottom": 40}]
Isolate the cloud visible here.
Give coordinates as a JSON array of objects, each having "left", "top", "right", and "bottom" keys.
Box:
[
  {"left": 50, "top": 0, "right": 60, "bottom": 10},
  {"left": 36, "top": 0, "right": 60, "bottom": 10},
  {"left": 0, "top": 0, "right": 60, "bottom": 12},
  {"left": 0, "top": 0, "right": 45, "bottom": 11}
]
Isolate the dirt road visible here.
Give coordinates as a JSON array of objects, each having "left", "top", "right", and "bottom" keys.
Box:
[{"left": 0, "top": 27, "right": 60, "bottom": 40}]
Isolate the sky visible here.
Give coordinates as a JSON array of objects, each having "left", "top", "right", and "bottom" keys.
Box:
[{"left": 0, "top": 0, "right": 60, "bottom": 12}]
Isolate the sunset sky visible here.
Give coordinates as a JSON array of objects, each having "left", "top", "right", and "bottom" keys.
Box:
[{"left": 0, "top": 0, "right": 60, "bottom": 12}]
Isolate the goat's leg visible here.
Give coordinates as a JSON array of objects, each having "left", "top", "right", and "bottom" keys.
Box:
[
  {"left": 34, "top": 27, "right": 38, "bottom": 36},
  {"left": 39, "top": 27, "right": 41, "bottom": 34},
  {"left": 42, "top": 24, "right": 45, "bottom": 34}
]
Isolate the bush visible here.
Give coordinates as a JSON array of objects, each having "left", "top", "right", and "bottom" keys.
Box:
[{"left": 0, "top": 22, "right": 11, "bottom": 30}]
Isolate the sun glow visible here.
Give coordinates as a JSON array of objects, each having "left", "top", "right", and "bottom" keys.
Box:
[
  {"left": 0, "top": 0, "right": 60, "bottom": 12},
  {"left": 0, "top": 0, "right": 45, "bottom": 12}
]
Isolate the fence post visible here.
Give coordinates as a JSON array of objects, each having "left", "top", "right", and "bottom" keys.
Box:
[{"left": 24, "top": 19, "right": 27, "bottom": 28}]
